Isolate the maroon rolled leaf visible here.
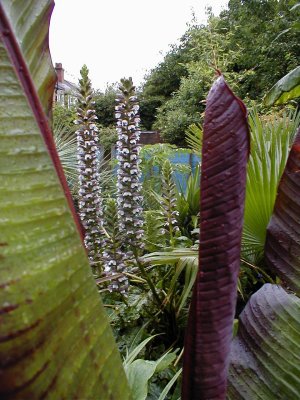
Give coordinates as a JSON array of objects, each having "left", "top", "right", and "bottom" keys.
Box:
[
  {"left": 182, "top": 75, "right": 250, "bottom": 400},
  {"left": 265, "top": 128, "right": 300, "bottom": 294}
]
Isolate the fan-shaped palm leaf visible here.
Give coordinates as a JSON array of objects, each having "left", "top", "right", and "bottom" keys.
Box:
[
  {"left": 185, "top": 123, "right": 203, "bottom": 156},
  {"left": 53, "top": 122, "right": 78, "bottom": 189},
  {"left": 242, "top": 109, "right": 300, "bottom": 262}
]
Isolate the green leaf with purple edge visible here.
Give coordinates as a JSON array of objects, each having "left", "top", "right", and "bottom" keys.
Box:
[
  {"left": 265, "top": 128, "right": 300, "bottom": 294},
  {"left": 0, "top": 2, "right": 130, "bottom": 399},
  {"left": 1, "top": 0, "right": 57, "bottom": 117}
]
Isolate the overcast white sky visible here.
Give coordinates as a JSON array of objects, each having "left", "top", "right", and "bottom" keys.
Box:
[{"left": 49, "top": 0, "right": 228, "bottom": 91}]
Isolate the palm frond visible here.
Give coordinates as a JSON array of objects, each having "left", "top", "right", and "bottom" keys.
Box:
[
  {"left": 168, "top": 256, "right": 198, "bottom": 315},
  {"left": 185, "top": 123, "right": 203, "bottom": 155},
  {"left": 142, "top": 248, "right": 198, "bottom": 317},
  {"left": 142, "top": 248, "right": 198, "bottom": 265},
  {"left": 242, "top": 109, "right": 300, "bottom": 261},
  {"left": 53, "top": 122, "right": 78, "bottom": 192}
]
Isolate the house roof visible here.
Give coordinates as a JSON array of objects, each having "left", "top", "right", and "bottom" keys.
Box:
[{"left": 56, "top": 79, "right": 78, "bottom": 94}]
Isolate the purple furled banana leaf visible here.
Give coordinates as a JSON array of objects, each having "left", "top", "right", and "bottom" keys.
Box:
[
  {"left": 182, "top": 75, "right": 250, "bottom": 399},
  {"left": 265, "top": 128, "right": 300, "bottom": 294},
  {"left": 0, "top": 2, "right": 130, "bottom": 399},
  {"left": 227, "top": 284, "right": 300, "bottom": 399}
]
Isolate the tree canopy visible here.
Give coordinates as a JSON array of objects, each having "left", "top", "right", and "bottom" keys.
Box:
[
  {"left": 88, "top": 1, "right": 299, "bottom": 147},
  {"left": 141, "top": 0, "right": 300, "bottom": 145}
]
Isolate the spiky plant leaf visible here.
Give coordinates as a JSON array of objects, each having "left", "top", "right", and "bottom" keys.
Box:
[
  {"left": 142, "top": 247, "right": 198, "bottom": 314},
  {"left": 167, "top": 256, "right": 198, "bottom": 316},
  {"left": 185, "top": 123, "right": 203, "bottom": 155},
  {"left": 142, "top": 246, "right": 198, "bottom": 314},
  {"left": 125, "top": 348, "right": 177, "bottom": 400},
  {"left": 178, "top": 163, "right": 200, "bottom": 218},
  {"left": 158, "top": 368, "right": 182, "bottom": 400},
  {"left": 182, "top": 75, "right": 250, "bottom": 399},
  {"left": 0, "top": 4, "right": 130, "bottom": 399},
  {"left": 144, "top": 210, "right": 165, "bottom": 252}
]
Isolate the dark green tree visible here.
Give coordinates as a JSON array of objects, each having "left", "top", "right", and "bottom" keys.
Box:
[
  {"left": 153, "top": 14, "right": 240, "bottom": 145},
  {"left": 140, "top": 1, "right": 300, "bottom": 145},
  {"left": 218, "top": 0, "right": 300, "bottom": 99},
  {"left": 142, "top": 49, "right": 187, "bottom": 99},
  {"left": 139, "top": 95, "right": 164, "bottom": 131},
  {"left": 94, "top": 84, "right": 117, "bottom": 127}
]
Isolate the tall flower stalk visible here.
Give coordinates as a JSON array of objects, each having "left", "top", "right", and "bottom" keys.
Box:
[
  {"left": 75, "top": 65, "right": 104, "bottom": 273},
  {"left": 115, "top": 78, "right": 144, "bottom": 252},
  {"left": 102, "top": 198, "right": 129, "bottom": 293},
  {"left": 160, "top": 160, "right": 180, "bottom": 247}
]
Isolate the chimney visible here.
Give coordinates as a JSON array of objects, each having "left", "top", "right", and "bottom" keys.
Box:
[{"left": 55, "top": 62, "right": 64, "bottom": 83}]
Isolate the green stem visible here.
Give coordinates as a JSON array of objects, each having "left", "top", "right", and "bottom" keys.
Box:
[
  {"left": 124, "top": 272, "right": 147, "bottom": 283},
  {"left": 174, "top": 347, "right": 184, "bottom": 367},
  {"left": 241, "top": 258, "right": 276, "bottom": 284},
  {"left": 133, "top": 249, "right": 162, "bottom": 308}
]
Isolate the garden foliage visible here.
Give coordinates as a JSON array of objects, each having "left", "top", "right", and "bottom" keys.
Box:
[{"left": 1, "top": 1, "right": 300, "bottom": 399}]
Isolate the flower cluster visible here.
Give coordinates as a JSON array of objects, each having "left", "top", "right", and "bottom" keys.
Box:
[
  {"left": 115, "top": 78, "right": 144, "bottom": 250},
  {"left": 102, "top": 198, "right": 129, "bottom": 293},
  {"left": 75, "top": 65, "right": 104, "bottom": 273}
]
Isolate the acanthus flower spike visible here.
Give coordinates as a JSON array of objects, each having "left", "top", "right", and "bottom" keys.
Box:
[{"left": 75, "top": 65, "right": 104, "bottom": 274}]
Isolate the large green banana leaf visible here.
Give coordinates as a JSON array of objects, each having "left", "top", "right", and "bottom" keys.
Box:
[
  {"left": 228, "top": 284, "right": 300, "bottom": 399},
  {"left": 264, "top": 66, "right": 300, "bottom": 106},
  {"left": 0, "top": 2, "right": 130, "bottom": 399},
  {"left": 265, "top": 128, "right": 300, "bottom": 294},
  {"left": 227, "top": 128, "right": 300, "bottom": 398}
]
